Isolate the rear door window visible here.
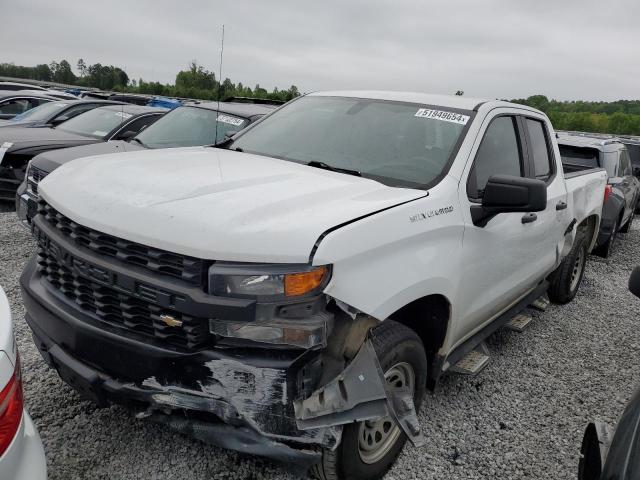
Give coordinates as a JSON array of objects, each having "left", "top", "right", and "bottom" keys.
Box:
[
  {"left": 467, "top": 116, "right": 523, "bottom": 199},
  {"left": 525, "top": 118, "right": 553, "bottom": 180}
]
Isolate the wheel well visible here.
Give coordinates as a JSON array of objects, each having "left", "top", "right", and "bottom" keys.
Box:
[
  {"left": 577, "top": 215, "right": 598, "bottom": 250},
  {"left": 389, "top": 294, "right": 450, "bottom": 379}
]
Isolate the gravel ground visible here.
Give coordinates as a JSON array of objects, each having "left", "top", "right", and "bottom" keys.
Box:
[{"left": 1, "top": 205, "right": 639, "bottom": 479}]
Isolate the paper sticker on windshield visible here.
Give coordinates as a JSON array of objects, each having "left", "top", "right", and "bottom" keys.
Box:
[
  {"left": 415, "top": 108, "right": 469, "bottom": 125},
  {"left": 217, "top": 114, "right": 244, "bottom": 126},
  {"left": 114, "top": 111, "right": 132, "bottom": 119}
]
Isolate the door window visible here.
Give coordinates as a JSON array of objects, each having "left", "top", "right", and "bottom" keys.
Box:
[
  {"left": 112, "top": 115, "right": 161, "bottom": 140},
  {"left": 525, "top": 119, "right": 553, "bottom": 180},
  {"left": 467, "top": 116, "right": 523, "bottom": 199}
]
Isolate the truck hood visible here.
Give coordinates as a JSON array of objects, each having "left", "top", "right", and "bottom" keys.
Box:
[
  {"left": 31, "top": 140, "right": 142, "bottom": 173},
  {"left": 40, "top": 147, "right": 426, "bottom": 263}
]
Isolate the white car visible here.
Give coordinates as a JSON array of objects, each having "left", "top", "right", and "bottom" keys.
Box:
[
  {"left": 0, "top": 287, "right": 46, "bottom": 480},
  {"left": 24, "top": 91, "right": 606, "bottom": 479}
]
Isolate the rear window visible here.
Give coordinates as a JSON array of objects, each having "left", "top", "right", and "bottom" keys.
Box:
[{"left": 559, "top": 145, "right": 600, "bottom": 169}]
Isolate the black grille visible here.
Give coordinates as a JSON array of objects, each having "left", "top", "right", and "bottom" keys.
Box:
[
  {"left": 27, "top": 166, "right": 48, "bottom": 195},
  {"left": 37, "top": 245, "right": 210, "bottom": 350},
  {"left": 38, "top": 200, "right": 207, "bottom": 286}
]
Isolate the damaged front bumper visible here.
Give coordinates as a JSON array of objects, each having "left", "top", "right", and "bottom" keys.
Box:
[{"left": 21, "top": 256, "right": 422, "bottom": 466}]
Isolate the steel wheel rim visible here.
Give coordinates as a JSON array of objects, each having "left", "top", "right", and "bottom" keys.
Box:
[
  {"left": 570, "top": 246, "right": 585, "bottom": 292},
  {"left": 357, "top": 361, "right": 415, "bottom": 464}
]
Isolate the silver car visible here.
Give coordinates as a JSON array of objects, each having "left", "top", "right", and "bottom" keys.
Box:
[{"left": 0, "top": 287, "right": 47, "bottom": 480}]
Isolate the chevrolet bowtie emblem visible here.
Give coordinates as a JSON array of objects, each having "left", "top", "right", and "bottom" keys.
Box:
[{"left": 159, "top": 314, "right": 183, "bottom": 327}]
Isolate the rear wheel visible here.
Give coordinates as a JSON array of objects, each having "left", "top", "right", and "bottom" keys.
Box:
[
  {"left": 548, "top": 233, "right": 588, "bottom": 304},
  {"left": 312, "top": 321, "right": 427, "bottom": 480}
]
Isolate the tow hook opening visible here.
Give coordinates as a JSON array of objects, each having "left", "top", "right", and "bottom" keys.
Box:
[{"left": 293, "top": 336, "right": 425, "bottom": 447}]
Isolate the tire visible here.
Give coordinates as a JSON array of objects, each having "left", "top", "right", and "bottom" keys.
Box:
[
  {"left": 312, "top": 321, "right": 427, "bottom": 480},
  {"left": 593, "top": 218, "right": 618, "bottom": 258},
  {"left": 619, "top": 212, "right": 633, "bottom": 233},
  {"left": 548, "top": 233, "right": 588, "bottom": 304}
]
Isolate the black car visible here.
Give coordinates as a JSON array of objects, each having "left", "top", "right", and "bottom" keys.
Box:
[
  {"left": 0, "top": 81, "right": 48, "bottom": 91},
  {"left": 578, "top": 267, "right": 640, "bottom": 480},
  {"left": 0, "top": 99, "right": 123, "bottom": 128},
  {"left": 0, "top": 90, "right": 57, "bottom": 120},
  {"left": 0, "top": 104, "right": 166, "bottom": 200},
  {"left": 559, "top": 135, "right": 640, "bottom": 257},
  {"left": 15, "top": 100, "right": 278, "bottom": 223}
]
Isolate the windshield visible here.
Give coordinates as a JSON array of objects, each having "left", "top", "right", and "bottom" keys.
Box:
[
  {"left": 11, "top": 101, "right": 70, "bottom": 123},
  {"left": 135, "top": 106, "right": 249, "bottom": 148},
  {"left": 230, "top": 96, "right": 471, "bottom": 188},
  {"left": 57, "top": 107, "right": 133, "bottom": 139}
]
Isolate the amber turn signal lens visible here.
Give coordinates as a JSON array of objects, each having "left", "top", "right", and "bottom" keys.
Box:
[{"left": 284, "top": 266, "right": 327, "bottom": 297}]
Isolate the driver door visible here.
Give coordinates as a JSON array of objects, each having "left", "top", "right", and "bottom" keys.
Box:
[{"left": 454, "top": 111, "right": 556, "bottom": 344}]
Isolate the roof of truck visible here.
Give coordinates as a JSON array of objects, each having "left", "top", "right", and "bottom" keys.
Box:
[{"left": 308, "top": 90, "right": 489, "bottom": 110}]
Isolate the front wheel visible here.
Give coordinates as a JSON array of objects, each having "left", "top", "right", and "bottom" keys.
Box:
[
  {"left": 312, "top": 321, "right": 427, "bottom": 480},
  {"left": 548, "top": 233, "right": 588, "bottom": 304}
]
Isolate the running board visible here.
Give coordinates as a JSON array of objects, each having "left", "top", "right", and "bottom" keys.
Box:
[
  {"left": 530, "top": 295, "right": 550, "bottom": 311},
  {"left": 505, "top": 313, "right": 533, "bottom": 332},
  {"left": 450, "top": 343, "right": 490, "bottom": 376}
]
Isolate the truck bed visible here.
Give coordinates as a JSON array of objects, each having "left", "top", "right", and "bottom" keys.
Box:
[{"left": 563, "top": 163, "right": 604, "bottom": 178}]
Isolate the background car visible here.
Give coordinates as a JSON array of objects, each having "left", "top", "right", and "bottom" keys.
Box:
[
  {"left": 578, "top": 266, "right": 640, "bottom": 480},
  {"left": 0, "top": 286, "right": 47, "bottom": 480},
  {"left": 0, "top": 99, "right": 123, "bottom": 128},
  {"left": 559, "top": 135, "right": 640, "bottom": 257},
  {"left": 0, "top": 82, "right": 47, "bottom": 92},
  {"left": 0, "top": 91, "right": 56, "bottom": 120},
  {"left": 15, "top": 100, "right": 278, "bottom": 223},
  {"left": 0, "top": 104, "right": 166, "bottom": 201}
]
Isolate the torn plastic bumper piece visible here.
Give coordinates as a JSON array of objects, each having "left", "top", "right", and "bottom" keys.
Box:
[
  {"left": 293, "top": 339, "right": 425, "bottom": 447},
  {"left": 149, "top": 414, "right": 321, "bottom": 467}
]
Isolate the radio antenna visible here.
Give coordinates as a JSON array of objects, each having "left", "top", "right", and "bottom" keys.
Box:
[{"left": 214, "top": 24, "right": 225, "bottom": 144}]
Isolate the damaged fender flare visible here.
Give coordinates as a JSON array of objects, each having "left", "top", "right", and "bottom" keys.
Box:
[{"left": 293, "top": 338, "right": 425, "bottom": 447}]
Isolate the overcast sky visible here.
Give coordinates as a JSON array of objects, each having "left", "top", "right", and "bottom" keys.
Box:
[{"left": 3, "top": 0, "right": 638, "bottom": 101}]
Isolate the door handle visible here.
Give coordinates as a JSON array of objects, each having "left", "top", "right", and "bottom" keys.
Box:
[
  {"left": 556, "top": 200, "right": 567, "bottom": 210},
  {"left": 522, "top": 212, "right": 538, "bottom": 224}
]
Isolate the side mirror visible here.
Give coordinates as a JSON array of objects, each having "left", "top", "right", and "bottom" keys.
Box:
[
  {"left": 49, "top": 115, "right": 69, "bottom": 126},
  {"left": 629, "top": 267, "right": 640, "bottom": 298},
  {"left": 119, "top": 130, "right": 137, "bottom": 140},
  {"left": 471, "top": 175, "right": 547, "bottom": 227}
]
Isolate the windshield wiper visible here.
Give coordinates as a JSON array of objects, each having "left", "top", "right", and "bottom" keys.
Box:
[
  {"left": 306, "top": 161, "right": 361, "bottom": 177},
  {"left": 130, "top": 137, "right": 148, "bottom": 148}
]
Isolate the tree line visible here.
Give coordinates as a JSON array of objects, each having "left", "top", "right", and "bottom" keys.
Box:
[
  {"left": 0, "top": 59, "right": 300, "bottom": 102},
  {"left": 511, "top": 95, "right": 640, "bottom": 136}
]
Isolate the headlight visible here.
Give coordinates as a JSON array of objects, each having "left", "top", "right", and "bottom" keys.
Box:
[
  {"left": 209, "top": 263, "right": 330, "bottom": 299},
  {"left": 208, "top": 263, "right": 331, "bottom": 348}
]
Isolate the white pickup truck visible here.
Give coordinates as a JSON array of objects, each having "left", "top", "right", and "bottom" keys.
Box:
[{"left": 21, "top": 91, "right": 606, "bottom": 479}]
